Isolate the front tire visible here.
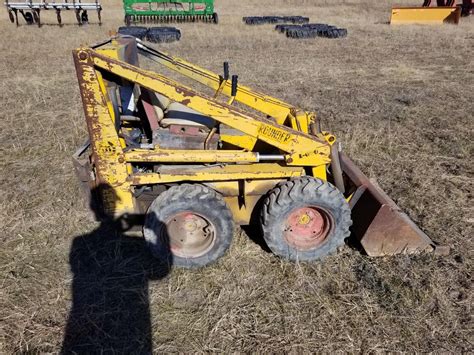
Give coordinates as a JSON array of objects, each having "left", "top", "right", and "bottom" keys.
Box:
[
  {"left": 144, "top": 184, "right": 234, "bottom": 268},
  {"left": 261, "top": 177, "right": 352, "bottom": 261}
]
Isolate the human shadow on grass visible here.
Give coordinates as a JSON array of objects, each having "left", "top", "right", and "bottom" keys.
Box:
[{"left": 61, "top": 184, "right": 171, "bottom": 354}]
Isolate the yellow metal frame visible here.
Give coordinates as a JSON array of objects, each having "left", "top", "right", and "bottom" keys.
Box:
[
  {"left": 390, "top": 6, "right": 461, "bottom": 24},
  {"left": 73, "top": 37, "right": 335, "bottom": 221},
  {"left": 137, "top": 44, "right": 316, "bottom": 127}
]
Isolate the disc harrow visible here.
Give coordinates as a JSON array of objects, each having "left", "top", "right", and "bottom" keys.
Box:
[
  {"left": 5, "top": 0, "right": 102, "bottom": 26},
  {"left": 277, "top": 23, "right": 348, "bottom": 39},
  {"left": 123, "top": 0, "right": 218, "bottom": 25},
  {"left": 243, "top": 16, "right": 309, "bottom": 25}
]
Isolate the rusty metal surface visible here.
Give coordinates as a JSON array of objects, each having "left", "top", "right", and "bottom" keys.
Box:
[
  {"left": 71, "top": 141, "right": 94, "bottom": 198},
  {"left": 166, "top": 211, "right": 216, "bottom": 258},
  {"left": 87, "top": 47, "right": 332, "bottom": 167},
  {"left": 153, "top": 125, "right": 219, "bottom": 150},
  {"left": 339, "top": 153, "right": 444, "bottom": 256},
  {"left": 284, "top": 207, "right": 333, "bottom": 251},
  {"left": 73, "top": 45, "right": 136, "bottom": 216},
  {"left": 140, "top": 89, "right": 161, "bottom": 132}
]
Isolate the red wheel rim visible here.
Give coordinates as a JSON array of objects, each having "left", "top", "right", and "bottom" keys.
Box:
[
  {"left": 284, "top": 206, "right": 333, "bottom": 251},
  {"left": 165, "top": 211, "right": 216, "bottom": 258}
]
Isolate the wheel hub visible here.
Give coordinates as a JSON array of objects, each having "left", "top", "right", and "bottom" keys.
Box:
[
  {"left": 284, "top": 206, "right": 333, "bottom": 251},
  {"left": 165, "top": 212, "right": 216, "bottom": 258}
]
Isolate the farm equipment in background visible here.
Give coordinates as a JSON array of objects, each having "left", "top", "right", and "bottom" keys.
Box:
[
  {"left": 5, "top": 0, "right": 102, "bottom": 26},
  {"left": 72, "top": 36, "right": 445, "bottom": 268},
  {"left": 118, "top": 26, "right": 182, "bottom": 42},
  {"left": 123, "top": 0, "right": 218, "bottom": 25},
  {"left": 243, "top": 16, "right": 309, "bottom": 25},
  {"left": 391, "top": 0, "right": 472, "bottom": 24},
  {"left": 422, "top": 0, "right": 473, "bottom": 15},
  {"left": 276, "top": 23, "right": 348, "bottom": 39}
]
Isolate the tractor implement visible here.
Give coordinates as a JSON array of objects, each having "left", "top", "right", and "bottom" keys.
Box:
[
  {"left": 390, "top": 0, "right": 472, "bottom": 24},
  {"left": 123, "top": 0, "right": 218, "bottom": 25},
  {"left": 72, "top": 36, "right": 444, "bottom": 268},
  {"left": 243, "top": 16, "right": 309, "bottom": 25},
  {"left": 5, "top": 0, "right": 102, "bottom": 26}
]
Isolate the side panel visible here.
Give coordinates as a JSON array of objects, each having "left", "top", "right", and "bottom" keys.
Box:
[
  {"left": 390, "top": 7, "right": 461, "bottom": 24},
  {"left": 73, "top": 50, "right": 135, "bottom": 216}
]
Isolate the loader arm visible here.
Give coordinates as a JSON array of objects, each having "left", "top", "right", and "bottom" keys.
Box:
[
  {"left": 76, "top": 47, "right": 333, "bottom": 168},
  {"left": 136, "top": 42, "right": 313, "bottom": 126}
]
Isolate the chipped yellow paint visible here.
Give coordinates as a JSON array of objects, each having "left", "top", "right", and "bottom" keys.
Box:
[
  {"left": 73, "top": 39, "right": 338, "bottom": 217},
  {"left": 124, "top": 148, "right": 259, "bottom": 163},
  {"left": 87, "top": 49, "right": 331, "bottom": 166},
  {"left": 219, "top": 134, "right": 257, "bottom": 150},
  {"left": 129, "top": 163, "right": 304, "bottom": 185},
  {"left": 74, "top": 49, "right": 135, "bottom": 215}
]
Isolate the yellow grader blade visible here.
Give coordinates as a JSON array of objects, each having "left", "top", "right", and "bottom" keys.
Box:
[
  {"left": 390, "top": 6, "right": 461, "bottom": 24},
  {"left": 340, "top": 154, "right": 447, "bottom": 256}
]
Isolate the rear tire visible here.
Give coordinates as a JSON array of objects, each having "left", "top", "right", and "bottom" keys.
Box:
[
  {"left": 261, "top": 177, "right": 352, "bottom": 261},
  {"left": 144, "top": 184, "right": 234, "bottom": 268}
]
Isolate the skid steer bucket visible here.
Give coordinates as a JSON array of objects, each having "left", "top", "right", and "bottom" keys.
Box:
[
  {"left": 340, "top": 154, "right": 447, "bottom": 256},
  {"left": 390, "top": 6, "right": 461, "bottom": 24}
]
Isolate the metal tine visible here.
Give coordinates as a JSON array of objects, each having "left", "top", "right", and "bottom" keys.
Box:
[
  {"left": 75, "top": 9, "right": 81, "bottom": 25},
  {"left": 56, "top": 8, "right": 62, "bottom": 26}
]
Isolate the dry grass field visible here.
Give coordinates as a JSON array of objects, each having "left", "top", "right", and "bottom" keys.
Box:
[{"left": 1, "top": 0, "right": 473, "bottom": 352}]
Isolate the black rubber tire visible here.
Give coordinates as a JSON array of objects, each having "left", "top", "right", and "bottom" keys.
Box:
[
  {"left": 276, "top": 24, "right": 300, "bottom": 33},
  {"left": 118, "top": 26, "right": 148, "bottom": 39},
  {"left": 303, "top": 23, "right": 329, "bottom": 30},
  {"left": 336, "top": 28, "right": 348, "bottom": 38},
  {"left": 151, "top": 26, "right": 178, "bottom": 31},
  {"left": 243, "top": 16, "right": 264, "bottom": 25},
  {"left": 144, "top": 184, "right": 235, "bottom": 268},
  {"left": 321, "top": 28, "right": 347, "bottom": 38},
  {"left": 212, "top": 12, "right": 218, "bottom": 24},
  {"left": 294, "top": 16, "right": 310, "bottom": 24},
  {"left": 261, "top": 177, "right": 352, "bottom": 262},
  {"left": 146, "top": 27, "right": 181, "bottom": 43}
]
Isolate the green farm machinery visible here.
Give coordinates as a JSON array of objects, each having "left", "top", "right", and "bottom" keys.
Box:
[{"left": 123, "top": 0, "right": 218, "bottom": 25}]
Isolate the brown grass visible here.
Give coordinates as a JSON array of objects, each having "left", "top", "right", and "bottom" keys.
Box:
[{"left": 1, "top": 0, "right": 473, "bottom": 352}]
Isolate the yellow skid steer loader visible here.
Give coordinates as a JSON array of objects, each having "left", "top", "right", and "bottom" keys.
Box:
[{"left": 72, "top": 36, "right": 444, "bottom": 268}]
